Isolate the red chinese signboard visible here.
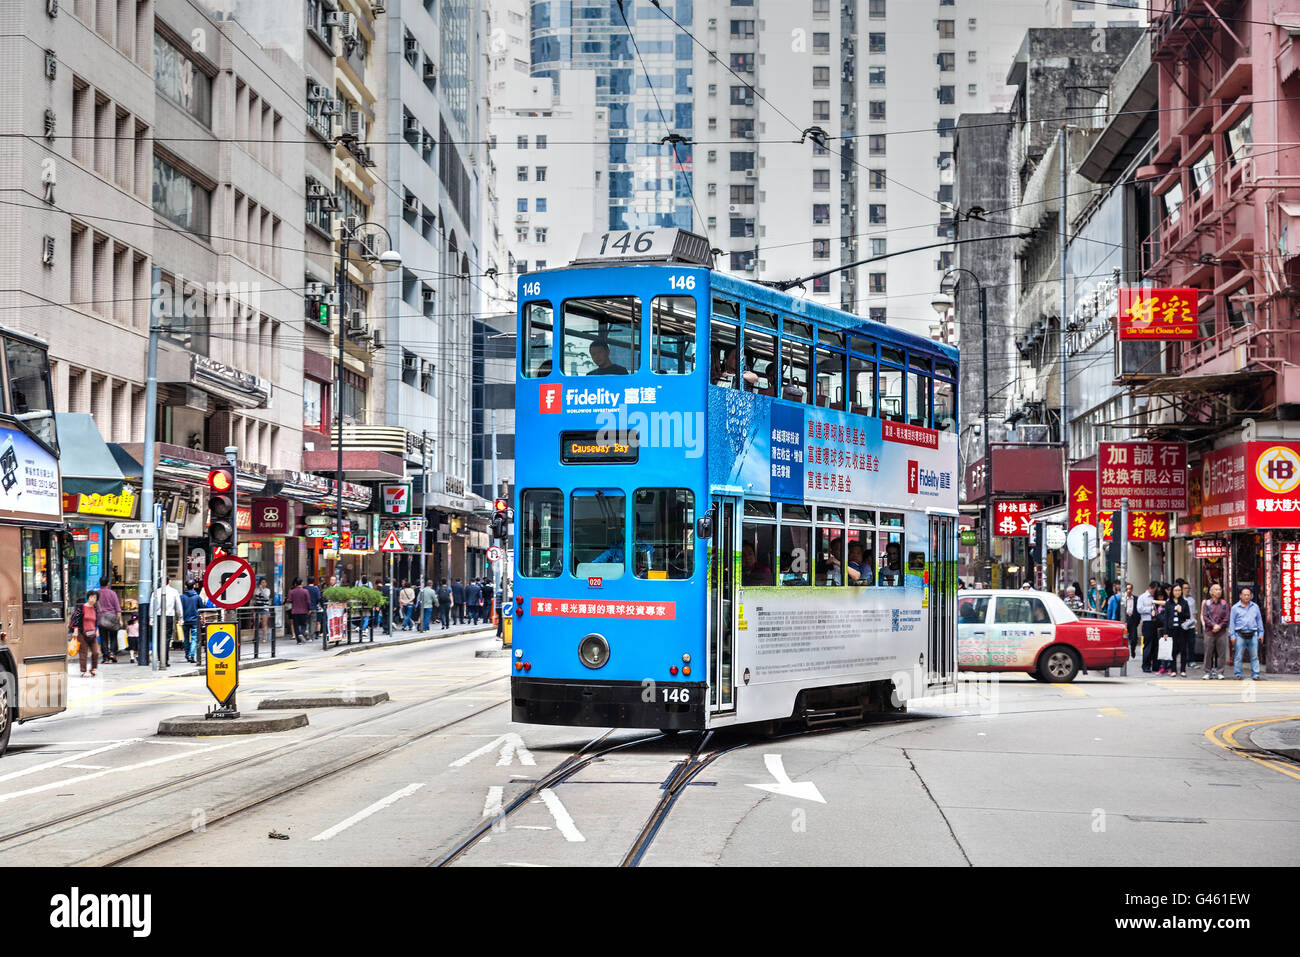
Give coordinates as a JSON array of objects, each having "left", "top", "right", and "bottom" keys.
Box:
[
  {"left": 1117, "top": 287, "right": 1200, "bottom": 340},
  {"left": 1094, "top": 511, "right": 1170, "bottom": 541},
  {"left": 1098, "top": 442, "right": 1188, "bottom": 511},
  {"left": 1201, "top": 441, "right": 1300, "bottom": 531},
  {"left": 1281, "top": 542, "right": 1300, "bottom": 623},
  {"left": 1195, "top": 539, "right": 1228, "bottom": 558},
  {"left": 995, "top": 500, "right": 1040, "bottom": 536},
  {"left": 530, "top": 598, "right": 676, "bottom": 620},
  {"left": 1068, "top": 469, "right": 1097, "bottom": 528}
]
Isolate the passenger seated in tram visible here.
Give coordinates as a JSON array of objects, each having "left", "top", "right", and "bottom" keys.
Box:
[
  {"left": 846, "top": 541, "right": 872, "bottom": 586},
  {"left": 878, "top": 542, "right": 904, "bottom": 586},
  {"left": 712, "top": 347, "right": 760, "bottom": 388},
  {"left": 741, "top": 542, "right": 772, "bottom": 586},
  {"left": 587, "top": 340, "right": 629, "bottom": 376},
  {"left": 779, "top": 555, "right": 809, "bottom": 586}
]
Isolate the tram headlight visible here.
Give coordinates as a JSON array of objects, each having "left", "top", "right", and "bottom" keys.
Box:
[{"left": 578, "top": 633, "right": 610, "bottom": 670}]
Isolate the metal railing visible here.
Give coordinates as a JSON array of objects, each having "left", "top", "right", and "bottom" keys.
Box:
[{"left": 193, "top": 605, "right": 284, "bottom": 666}]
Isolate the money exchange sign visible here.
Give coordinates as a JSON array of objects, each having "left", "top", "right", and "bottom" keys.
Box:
[{"left": 1098, "top": 442, "right": 1188, "bottom": 511}]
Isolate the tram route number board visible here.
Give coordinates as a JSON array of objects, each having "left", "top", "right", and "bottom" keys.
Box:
[{"left": 202, "top": 555, "right": 256, "bottom": 610}]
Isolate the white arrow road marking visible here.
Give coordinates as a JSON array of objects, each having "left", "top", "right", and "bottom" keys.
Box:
[
  {"left": 311, "top": 783, "right": 426, "bottom": 842},
  {"left": 538, "top": 789, "right": 584, "bottom": 842},
  {"left": 448, "top": 733, "right": 536, "bottom": 768},
  {"left": 0, "top": 738, "right": 139, "bottom": 784},
  {"left": 746, "top": 754, "right": 826, "bottom": 804},
  {"left": 482, "top": 785, "right": 504, "bottom": 820}
]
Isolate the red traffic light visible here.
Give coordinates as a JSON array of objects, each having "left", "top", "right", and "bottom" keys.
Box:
[
  {"left": 494, "top": 498, "right": 508, "bottom": 512},
  {"left": 208, "top": 468, "right": 234, "bottom": 493}
]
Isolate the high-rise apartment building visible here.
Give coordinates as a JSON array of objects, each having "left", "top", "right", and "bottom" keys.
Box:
[{"left": 1044, "top": 0, "right": 1145, "bottom": 28}]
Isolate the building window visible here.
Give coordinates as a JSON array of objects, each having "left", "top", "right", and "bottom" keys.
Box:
[
  {"left": 813, "top": 170, "right": 831, "bottom": 191},
  {"left": 937, "top": 151, "right": 953, "bottom": 169},
  {"left": 730, "top": 19, "right": 754, "bottom": 37},
  {"left": 730, "top": 85, "right": 752, "bottom": 105},
  {"left": 517, "top": 197, "right": 528, "bottom": 212},
  {"left": 813, "top": 32, "right": 830, "bottom": 53},
  {"left": 869, "top": 66, "right": 886, "bottom": 86},
  {"left": 517, "top": 165, "right": 528, "bottom": 181},
  {"left": 536, "top": 197, "right": 548, "bottom": 212},
  {"left": 869, "top": 204, "right": 886, "bottom": 224},
  {"left": 813, "top": 100, "right": 830, "bottom": 122},
  {"left": 516, "top": 227, "right": 528, "bottom": 242},
  {"left": 813, "top": 276, "right": 830, "bottom": 293},
  {"left": 517, "top": 135, "right": 528, "bottom": 149},
  {"left": 152, "top": 154, "right": 211, "bottom": 239},
  {"left": 938, "top": 118, "right": 955, "bottom": 138},
  {"left": 730, "top": 151, "right": 755, "bottom": 170},
  {"left": 536, "top": 134, "right": 548, "bottom": 149},
  {"left": 535, "top": 227, "right": 548, "bottom": 242},
  {"left": 938, "top": 85, "right": 955, "bottom": 105},
  {"left": 154, "top": 31, "right": 212, "bottom": 127},
  {"left": 813, "top": 203, "right": 830, "bottom": 224},
  {"left": 938, "top": 184, "right": 953, "bottom": 204},
  {"left": 870, "top": 307, "right": 886, "bottom": 322},
  {"left": 869, "top": 273, "right": 886, "bottom": 294},
  {"left": 730, "top": 184, "right": 755, "bottom": 204},
  {"left": 937, "top": 52, "right": 955, "bottom": 71},
  {"left": 869, "top": 169, "right": 886, "bottom": 190},
  {"left": 870, "top": 101, "right": 886, "bottom": 121},
  {"left": 813, "top": 0, "right": 830, "bottom": 18},
  {"left": 871, "top": 238, "right": 887, "bottom": 256},
  {"left": 731, "top": 53, "right": 754, "bottom": 72},
  {"left": 340, "top": 368, "right": 366, "bottom": 421},
  {"left": 938, "top": 250, "right": 953, "bottom": 270},
  {"left": 869, "top": 0, "right": 886, "bottom": 16},
  {"left": 730, "top": 249, "right": 757, "bottom": 271},
  {"left": 813, "top": 66, "right": 830, "bottom": 87},
  {"left": 938, "top": 218, "right": 955, "bottom": 238},
  {"left": 869, "top": 33, "right": 886, "bottom": 54},
  {"left": 813, "top": 239, "right": 829, "bottom": 260},
  {"left": 869, "top": 135, "right": 886, "bottom": 156},
  {"left": 730, "top": 218, "right": 755, "bottom": 238},
  {"left": 968, "top": 83, "right": 978, "bottom": 95},
  {"left": 730, "top": 118, "right": 755, "bottom": 138},
  {"left": 937, "top": 19, "right": 955, "bottom": 39},
  {"left": 536, "top": 166, "right": 548, "bottom": 181}
]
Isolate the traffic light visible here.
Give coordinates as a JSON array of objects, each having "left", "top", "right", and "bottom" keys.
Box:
[
  {"left": 1029, "top": 524, "right": 1044, "bottom": 567},
  {"left": 207, "top": 466, "right": 237, "bottom": 554},
  {"left": 1106, "top": 532, "right": 1123, "bottom": 565},
  {"left": 490, "top": 498, "right": 509, "bottom": 540}
]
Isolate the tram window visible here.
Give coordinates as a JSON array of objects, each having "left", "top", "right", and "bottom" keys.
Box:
[
  {"left": 878, "top": 511, "right": 905, "bottom": 527},
  {"left": 845, "top": 528, "right": 873, "bottom": 586},
  {"left": 818, "top": 328, "right": 845, "bottom": 347},
  {"left": 741, "top": 521, "right": 776, "bottom": 586},
  {"left": 746, "top": 307, "right": 777, "bottom": 330},
  {"left": 850, "top": 508, "right": 876, "bottom": 526},
  {"left": 781, "top": 338, "right": 811, "bottom": 403},
  {"left": 909, "top": 354, "right": 930, "bottom": 372},
  {"left": 785, "top": 318, "right": 813, "bottom": 340},
  {"left": 778, "top": 524, "right": 811, "bottom": 586},
  {"left": 570, "top": 488, "right": 627, "bottom": 579},
  {"left": 877, "top": 530, "right": 904, "bottom": 586},
  {"left": 879, "top": 365, "right": 905, "bottom": 422},
  {"left": 520, "top": 489, "right": 564, "bottom": 578},
  {"left": 849, "top": 356, "right": 876, "bottom": 418},
  {"left": 909, "top": 372, "right": 931, "bottom": 427},
  {"left": 881, "top": 346, "right": 905, "bottom": 365},
  {"left": 562, "top": 297, "right": 641, "bottom": 376},
  {"left": 743, "top": 329, "right": 777, "bottom": 395},
  {"left": 21, "top": 529, "right": 65, "bottom": 620},
  {"left": 815, "top": 347, "right": 845, "bottom": 410},
  {"left": 816, "top": 507, "right": 844, "bottom": 524},
  {"left": 816, "top": 524, "right": 846, "bottom": 586},
  {"left": 710, "top": 320, "right": 740, "bottom": 387},
  {"left": 934, "top": 378, "right": 956, "bottom": 432},
  {"left": 744, "top": 500, "right": 776, "bottom": 519},
  {"left": 651, "top": 296, "right": 696, "bottom": 375},
  {"left": 712, "top": 297, "right": 740, "bottom": 321},
  {"left": 7, "top": 338, "right": 57, "bottom": 450},
  {"left": 936, "top": 362, "right": 956, "bottom": 380},
  {"left": 522, "top": 301, "right": 554, "bottom": 378},
  {"left": 781, "top": 504, "right": 812, "bottom": 521},
  {"left": 850, "top": 336, "right": 875, "bottom": 356},
  {"left": 634, "top": 488, "right": 695, "bottom": 579}
]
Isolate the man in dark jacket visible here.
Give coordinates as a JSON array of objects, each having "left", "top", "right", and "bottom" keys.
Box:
[
  {"left": 307, "top": 577, "right": 324, "bottom": 638},
  {"left": 181, "top": 581, "right": 202, "bottom": 661},
  {"left": 466, "top": 579, "right": 482, "bottom": 625},
  {"left": 451, "top": 578, "right": 467, "bottom": 625},
  {"left": 481, "top": 579, "right": 494, "bottom": 626},
  {"left": 437, "top": 579, "right": 452, "bottom": 630}
]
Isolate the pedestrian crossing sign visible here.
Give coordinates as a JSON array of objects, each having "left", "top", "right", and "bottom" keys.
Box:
[{"left": 380, "top": 530, "right": 403, "bottom": 552}]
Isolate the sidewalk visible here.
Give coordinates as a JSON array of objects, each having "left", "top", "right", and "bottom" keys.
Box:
[{"left": 69, "top": 618, "right": 502, "bottom": 686}]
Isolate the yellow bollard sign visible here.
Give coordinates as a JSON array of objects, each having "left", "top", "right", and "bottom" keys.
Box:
[{"left": 206, "top": 622, "right": 239, "bottom": 706}]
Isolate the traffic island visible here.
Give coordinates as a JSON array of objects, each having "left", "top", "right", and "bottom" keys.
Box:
[
  {"left": 257, "top": 691, "right": 390, "bottom": 709},
  {"left": 1243, "top": 718, "right": 1300, "bottom": 761},
  {"left": 157, "top": 712, "right": 309, "bottom": 736}
]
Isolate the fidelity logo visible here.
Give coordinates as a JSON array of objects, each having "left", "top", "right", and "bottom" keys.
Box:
[
  {"left": 539, "top": 383, "right": 562, "bottom": 414},
  {"left": 907, "top": 460, "right": 919, "bottom": 495},
  {"left": 538, "top": 385, "right": 621, "bottom": 414},
  {"left": 907, "top": 458, "right": 943, "bottom": 496}
]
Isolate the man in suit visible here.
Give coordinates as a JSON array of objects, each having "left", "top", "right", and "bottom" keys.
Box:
[
  {"left": 451, "top": 577, "right": 467, "bottom": 625},
  {"left": 465, "top": 578, "right": 482, "bottom": 625}
]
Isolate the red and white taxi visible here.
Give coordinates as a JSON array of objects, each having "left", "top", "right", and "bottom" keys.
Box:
[{"left": 957, "top": 589, "right": 1129, "bottom": 682}]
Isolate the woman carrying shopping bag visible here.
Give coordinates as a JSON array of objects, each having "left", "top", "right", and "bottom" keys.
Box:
[{"left": 1160, "top": 582, "right": 1192, "bottom": 676}]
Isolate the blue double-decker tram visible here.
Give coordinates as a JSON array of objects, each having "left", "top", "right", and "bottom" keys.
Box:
[{"left": 510, "top": 229, "right": 959, "bottom": 731}]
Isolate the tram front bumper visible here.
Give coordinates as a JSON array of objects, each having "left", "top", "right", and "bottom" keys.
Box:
[{"left": 511, "top": 677, "right": 707, "bottom": 730}]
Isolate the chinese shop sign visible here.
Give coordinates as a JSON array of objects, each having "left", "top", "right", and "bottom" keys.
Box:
[
  {"left": 1117, "top": 287, "right": 1200, "bottom": 340},
  {"left": 1068, "top": 469, "right": 1097, "bottom": 528},
  {"left": 1202, "top": 442, "right": 1300, "bottom": 531},
  {"left": 1195, "top": 539, "right": 1228, "bottom": 558},
  {"left": 1098, "top": 442, "right": 1188, "bottom": 511},
  {"left": 995, "top": 500, "right": 1040, "bottom": 536},
  {"left": 1282, "top": 542, "right": 1300, "bottom": 623}
]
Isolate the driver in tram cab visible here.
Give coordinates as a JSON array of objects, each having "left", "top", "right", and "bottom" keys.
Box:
[
  {"left": 878, "top": 541, "right": 904, "bottom": 586},
  {"left": 587, "top": 340, "right": 629, "bottom": 375},
  {"left": 741, "top": 542, "right": 772, "bottom": 585}
]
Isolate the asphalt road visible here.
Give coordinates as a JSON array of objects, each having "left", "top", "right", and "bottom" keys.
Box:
[{"left": 3, "top": 638, "right": 1297, "bottom": 867}]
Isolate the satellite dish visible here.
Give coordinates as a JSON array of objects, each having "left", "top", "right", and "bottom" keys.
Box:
[{"left": 1066, "top": 524, "right": 1099, "bottom": 560}]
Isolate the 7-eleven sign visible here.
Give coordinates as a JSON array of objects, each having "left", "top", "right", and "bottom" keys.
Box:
[{"left": 380, "top": 483, "right": 412, "bottom": 515}]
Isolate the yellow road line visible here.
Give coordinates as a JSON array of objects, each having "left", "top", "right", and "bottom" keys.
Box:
[
  {"left": 1059, "top": 684, "right": 1089, "bottom": 697},
  {"left": 1204, "top": 715, "right": 1300, "bottom": 782},
  {"left": 1098, "top": 707, "right": 1124, "bottom": 717}
]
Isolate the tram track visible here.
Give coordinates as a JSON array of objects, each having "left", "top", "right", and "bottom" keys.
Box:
[{"left": 0, "top": 674, "right": 512, "bottom": 862}]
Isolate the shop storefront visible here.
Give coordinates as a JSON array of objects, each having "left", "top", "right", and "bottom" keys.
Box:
[{"left": 964, "top": 444, "right": 1065, "bottom": 588}]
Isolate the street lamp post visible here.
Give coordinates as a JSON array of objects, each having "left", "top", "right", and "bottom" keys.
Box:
[
  {"left": 335, "top": 221, "right": 401, "bottom": 586},
  {"left": 933, "top": 269, "right": 991, "bottom": 586}
]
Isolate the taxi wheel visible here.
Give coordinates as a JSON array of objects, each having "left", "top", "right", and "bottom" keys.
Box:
[
  {"left": 1038, "top": 646, "right": 1081, "bottom": 683},
  {"left": 0, "top": 668, "right": 12, "bottom": 758}
]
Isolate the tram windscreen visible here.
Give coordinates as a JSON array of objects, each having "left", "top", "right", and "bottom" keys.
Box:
[
  {"left": 520, "top": 489, "right": 564, "bottom": 578},
  {"left": 570, "top": 488, "right": 627, "bottom": 579},
  {"left": 633, "top": 489, "right": 694, "bottom": 579}
]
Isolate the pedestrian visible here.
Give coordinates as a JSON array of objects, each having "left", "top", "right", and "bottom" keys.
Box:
[
  {"left": 1104, "top": 581, "right": 1123, "bottom": 621},
  {"left": 437, "top": 579, "right": 452, "bottom": 630},
  {"left": 75, "top": 589, "right": 100, "bottom": 677},
  {"left": 399, "top": 579, "right": 415, "bottom": 630},
  {"left": 1063, "top": 585, "right": 1085, "bottom": 614},
  {"left": 466, "top": 578, "right": 482, "bottom": 625},
  {"left": 1201, "top": 582, "right": 1230, "bottom": 680},
  {"left": 1229, "top": 586, "right": 1264, "bottom": 680},
  {"left": 1161, "top": 581, "right": 1193, "bottom": 676},
  {"left": 157, "top": 577, "right": 182, "bottom": 667},
  {"left": 1087, "top": 577, "right": 1103, "bottom": 613},
  {"left": 481, "top": 578, "right": 494, "bottom": 625},
  {"left": 182, "top": 579, "right": 201, "bottom": 662},
  {"left": 1137, "top": 580, "right": 1165, "bottom": 673},
  {"left": 96, "top": 575, "right": 122, "bottom": 663},
  {"left": 253, "top": 575, "right": 272, "bottom": 643},
  {"left": 1121, "top": 583, "right": 1139, "bottom": 657},
  {"left": 127, "top": 614, "right": 139, "bottom": 664},
  {"left": 420, "top": 579, "right": 437, "bottom": 632},
  {"left": 307, "top": 577, "right": 324, "bottom": 638},
  {"left": 451, "top": 577, "right": 467, "bottom": 625}
]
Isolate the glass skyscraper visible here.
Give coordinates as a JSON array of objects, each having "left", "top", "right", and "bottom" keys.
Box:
[{"left": 530, "top": 0, "right": 695, "bottom": 230}]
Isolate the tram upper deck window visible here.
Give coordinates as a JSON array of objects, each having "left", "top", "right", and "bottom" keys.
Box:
[
  {"left": 712, "top": 297, "right": 740, "bottom": 321},
  {"left": 934, "top": 376, "right": 956, "bottom": 431},
  {"left": 743, "top": 329, "right": 777, "bottom": 395},
  {"left": 710, "top": 320, "right": 739, "bottom": 387},
  {"left": 562, "top": 297, "right": 640, "bottom": 376},
  {"left": 634, "top": 488, "right": 695, "bottom": 579},
  {"left": 21, "top": 528, "right": 65, "bottom": 621},
  {"left": 849, "top": 354, "right": 876, "bottom": 418},
  {"left": 522, "top": 301, "right": 554, "bottom": 378},
  {"left": 850, "top": 336, "right": 875, "bottom": 356},
  {"left": 785, "top": 318, "right": 813, "bottom": 340},
  {"left": 815, "top": 347, "right": 845, "bottom": 410},
  {"left": 879, "top": 364, "right": 905, "bottom": 423},
  {"left": 651, "top": 296, "right": 696, "bottom": 375},
  {"left": 909, "top": 371, "right": 931, "bottom": 427},
  {"left": 819, "top": 328, "right": 845, "bottom": 347},
  {"left": 520, "top": 489, "right": 564, "bottom": 578},
  {"left": 745, "top": 307, "right": 777, "bottom": 331},
  {"left": 6, "top": 337, "right": 57, "bottom": 450},
  {"left": 781, "top": 338, "right": 811, "bottom": 403},
  {"left": 571, "top": 488, "right": 627, "bottom": 579}
]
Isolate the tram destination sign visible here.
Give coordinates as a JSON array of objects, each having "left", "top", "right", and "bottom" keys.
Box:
[
  {"left": 1097, "top": 441, "right": 1188, "bottom": 511},
  {"left": 561, "top": 430, "right": 640, "bottom": 464}
]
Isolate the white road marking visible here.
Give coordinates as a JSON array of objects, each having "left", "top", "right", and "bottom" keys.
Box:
[
  {"left": 310, "top": 783, "right": 427, "bottom": 842},
  {"left": 0, "top": 742, "right": 237, "bottom": 803},
  {"left": 538, "top": 788, "right": 584, "bottom": 842},
  {"left": 513, "top": 825, "right": 552, "bottom": 831},
  {"left": 504, "top": 862, "right": 548, "bottom": 867},
  {"left": 448, "top": 733, "right": 535, "bottom": 768},
  {"left": 482, "top": 785, "right": 504, "bottom": 820},
  {"left": 746, "top": 754, "right": 826, "bottom": 804},
  {"left": 0, "top": 739, "right": 139, "bottom": 784},
  {"left": 63, "top": 764, "right": 110, "bottom": 770}
]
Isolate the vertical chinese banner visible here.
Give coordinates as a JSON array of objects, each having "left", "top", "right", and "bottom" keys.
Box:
[
  {"left": 1281, "top": 542, "right": 1300, "bottom": 624},
  {"left": 1068, "top": 469, "right": 1097, "bottom": 529}
]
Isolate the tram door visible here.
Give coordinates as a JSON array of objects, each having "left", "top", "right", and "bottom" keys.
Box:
[
  {"left": 708, "top": 497, "right": 737, "bottom": 713},
  {"left": 927, "top": 515, "right": 957, "bottom": 691}
]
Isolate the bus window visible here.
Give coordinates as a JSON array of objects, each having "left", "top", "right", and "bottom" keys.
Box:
[
  {"left": 570, "top": 488, "right": 627, "bottom": 579},
  {"left": 815, "top": 347, "right": 845, "bottom": 410},
  {"left": 713, "top": 297, "right": 740, "bottom": 321},
  {"left": 520, "top": 489, "right": 564, "bottom": 578},
  {"left": 741, "top": 520, "right": 775, "bottom": 586},
  {"left": 849, "top": 355, "right": 875, "bottom": 417},
  {"left": 710, "top": 321, "right": 740, "bottom": 387},
  {"left": 651, "top": 296, "right": 696, "bottom": 375},
  {"left": 562, "top": 297, "right": 640, "bottom": 376},
  {"left": 781, "top": 338, "right": 811, "bottom": 403},
  {"left": 744, "top": 329, "right": 777, "bottom": 395},
  {"left": 21, "top": 529, "right": 64, "bottom": 621},
  {"left": 816, "top": 510, "right": 845, "bottom": 586},
  {"left": 909, "top": 372, "right": 931, "bottom": 427},
  {"left": 7, "top": 338, "right": 57, "bottom": 450},
  {"left": 935, "top": 378, "right": 956, "bottom": 431},
  {"left": 634, "top": 489, "right": 695, "bottom": 579},
  {"left": 879, "top": 365, "right": 905, "bottom": 422},
  {"left": 779, "top": 524, "right": 811, "bottom": 586},
  {"left": 522, "top": 301, "right": 554, "bottom": 378}
]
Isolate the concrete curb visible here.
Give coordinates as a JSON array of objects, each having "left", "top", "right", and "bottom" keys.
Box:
[
  {"left": 1243, "top": 720, "right": 1300, "bottom": 762},
  {"left": 258, "top": 691, "right": 390, "bottom": 709},
  {"left": 157, "top": 712, "right": 309, "bottom": 736}
]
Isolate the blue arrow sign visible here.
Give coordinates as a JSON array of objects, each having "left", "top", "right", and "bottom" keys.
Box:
[{"left": 208, "top": 629, "right": 235, "bottom": 659}]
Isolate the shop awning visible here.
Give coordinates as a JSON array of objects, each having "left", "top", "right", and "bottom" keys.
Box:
[{"left": 56, "top": 413, "right": 125, "bottom": 497}]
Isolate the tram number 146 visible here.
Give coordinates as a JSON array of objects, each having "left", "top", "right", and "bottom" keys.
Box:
[{"left": 662, "top": 688, "right": 692, "bottom": 703}]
